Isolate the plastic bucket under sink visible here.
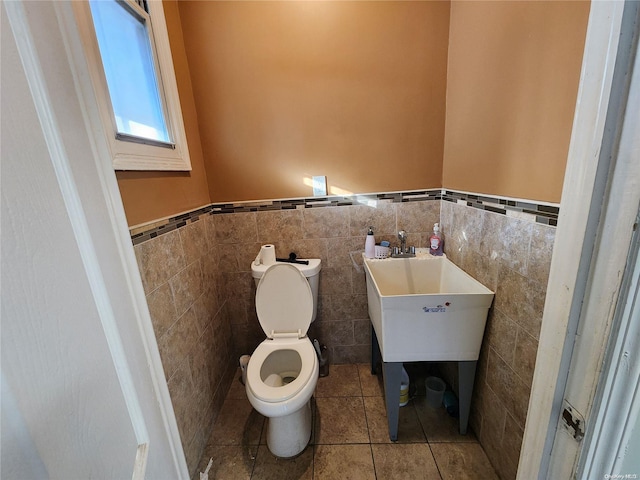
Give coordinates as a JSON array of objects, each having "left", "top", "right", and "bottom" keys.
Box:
[
  {"left": 425, "top": 376, "right": 446, "bottom": 408},
  {"left": 399, "top": 367, "right": 410, "bottom": 406}
]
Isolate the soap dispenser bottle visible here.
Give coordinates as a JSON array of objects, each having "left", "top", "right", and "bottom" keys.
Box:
[
  {"left": 429, "top": 223, "right": 443, "bottom": 256},
  {"left": 365, "top": 226, "right": 376, "bottom": 258}
]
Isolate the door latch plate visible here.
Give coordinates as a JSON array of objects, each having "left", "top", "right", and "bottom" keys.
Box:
[{"left": 561, "top": 400, "right": 585, "bottom": 441}]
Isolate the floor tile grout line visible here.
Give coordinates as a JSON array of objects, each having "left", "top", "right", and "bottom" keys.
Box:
[
  {"left": 358, "top": 382, "right": 374, "bottom": 445},
  {"left": 368, "top": 443, "right": 378, "bottom": 480},
  {"left": 428, "top": 443, "right": 445, "bottom": 480},
  {"left": 358, "top": 362, "right": 378, "bottom": 448},
  {"left": 248, "top": 444, "right": 259, "bottom": 479},
  {"left": 412, "top": 398, "right": 433, "bottom": 444}
]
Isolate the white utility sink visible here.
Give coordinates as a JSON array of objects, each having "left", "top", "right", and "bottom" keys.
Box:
[{"left": 364, "top": 253, "right": 494, "bottom": 363}]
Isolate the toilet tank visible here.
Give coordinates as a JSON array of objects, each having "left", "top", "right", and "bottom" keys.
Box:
[{"left": 251, "top": 259, "right": 321, "bottom": 322}]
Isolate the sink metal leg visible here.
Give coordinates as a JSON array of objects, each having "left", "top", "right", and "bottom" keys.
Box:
[
  {"left": 371, "top": 325, "right": 381, "bottom": 375},
  {"left": 370, "top": 328, "right": 476, "bottom": 439},
  {"left": 370, "top": 326, "right": 401, "bottom": 441},
  {"left": 458, "top": 360, "right": 477, "bottom": 435},
  {"left": 382, "top": 361, "right": 402, "bottom": 442}
]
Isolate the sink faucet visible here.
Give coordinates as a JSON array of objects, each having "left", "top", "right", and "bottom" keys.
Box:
[
  {"left": 392, "top": 230, "right": 416, "bottom": 257},
  {"left": 398, "top": 230, "right": 407, "bottom": 254}
]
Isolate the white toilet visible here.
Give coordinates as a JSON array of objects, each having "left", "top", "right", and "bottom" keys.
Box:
[{"left": 246, "top": 259, "right": 321, "bottom": 458}]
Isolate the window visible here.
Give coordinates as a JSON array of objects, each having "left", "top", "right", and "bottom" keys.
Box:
[
  {"left": 74, "top": 0, "right": 191, "bottom": 170},
  {"left": 90, "top": 0, "right": 171, "bottom": 147}
]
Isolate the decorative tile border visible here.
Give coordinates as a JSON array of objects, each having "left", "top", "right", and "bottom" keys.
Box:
[
  {"left": 130, "top": 188, "right": 558, "bottom": 245},
  {"left": 130, "top": 204, "right": 213, "bottom": 245},
  {"left": 442, "top": 190, "right": 559, "bottom": 226},
  {"left": 207, "top": 188, "right": 443, "bottom": 214}
]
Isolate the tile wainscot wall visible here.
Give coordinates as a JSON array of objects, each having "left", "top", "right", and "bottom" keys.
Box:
[
  {"left": 131, "top": 189, "right": 556, "bottom": 479},
  {"left": 134, "top": 215, "right": 234, "bottom": 475}
]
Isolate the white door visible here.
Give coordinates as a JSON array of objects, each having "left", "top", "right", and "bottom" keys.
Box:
[
  {"left": 518, "top": 2, "right": 640, "bottom": 478},
  {"left": 577, "top": 220, "right": 640, "bottom": 478},
  {"left": 551, "top": 4, "right": 640, "bottom": 476},
  {"left": 1, "top": 2, "right": 187, "bottom": 478}
]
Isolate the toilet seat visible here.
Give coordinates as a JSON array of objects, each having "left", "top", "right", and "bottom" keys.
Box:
[
  {"left": 246, "top": 338, "right": 317, "bottom": 403},
  {"left": 255, "top": 263, "right": 313, "bottom": 338},
  {"left": 248, "top": 263, "right": 317, "bottom": 403}
]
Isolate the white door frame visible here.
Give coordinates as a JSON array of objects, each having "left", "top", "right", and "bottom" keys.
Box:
[{"left": 518, "top": 1, "right": 640, "bottom": 478}]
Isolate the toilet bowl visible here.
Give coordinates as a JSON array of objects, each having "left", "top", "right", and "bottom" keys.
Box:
[{"left": 246, "top": 261, "right": 321, "bottom": 458}]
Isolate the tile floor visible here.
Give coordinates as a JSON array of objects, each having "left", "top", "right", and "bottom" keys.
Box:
[{"left": 195, "top": 364, "right": 499, "bottom": 479}]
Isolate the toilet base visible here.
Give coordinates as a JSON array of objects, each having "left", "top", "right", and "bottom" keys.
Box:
[{"left": 265, "top": 400, "right": 312, "bottom": 458}]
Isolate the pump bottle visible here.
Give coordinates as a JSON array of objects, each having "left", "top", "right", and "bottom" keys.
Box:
[
  {"left": 429, "top": 223, "right": 443, "bottom": 256},
  {"left": 365, "top": 226, "right": 376, "bottom": 258}
]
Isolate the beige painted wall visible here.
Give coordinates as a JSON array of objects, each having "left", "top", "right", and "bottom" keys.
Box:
[
  {"left": 117, "top": 1, "right": 590, "bottom": 225},
  {"left": 116, "top": 0, "right": 210, "bottom": 227},
  {"left": 177, "top": 1, "right": 450, "bottom": 202},
  {"left": 442, "top": 1, "right": 590, "bottom": 203}
]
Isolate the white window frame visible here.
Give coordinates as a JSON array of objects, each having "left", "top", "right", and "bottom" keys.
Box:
[{"left": 73, "top": 0, "right": 191, "bottom": 171}]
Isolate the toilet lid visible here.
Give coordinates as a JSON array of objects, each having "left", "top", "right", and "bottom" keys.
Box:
[{"left": 256, "top": 263, "right": 313, "bottom": 338}]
